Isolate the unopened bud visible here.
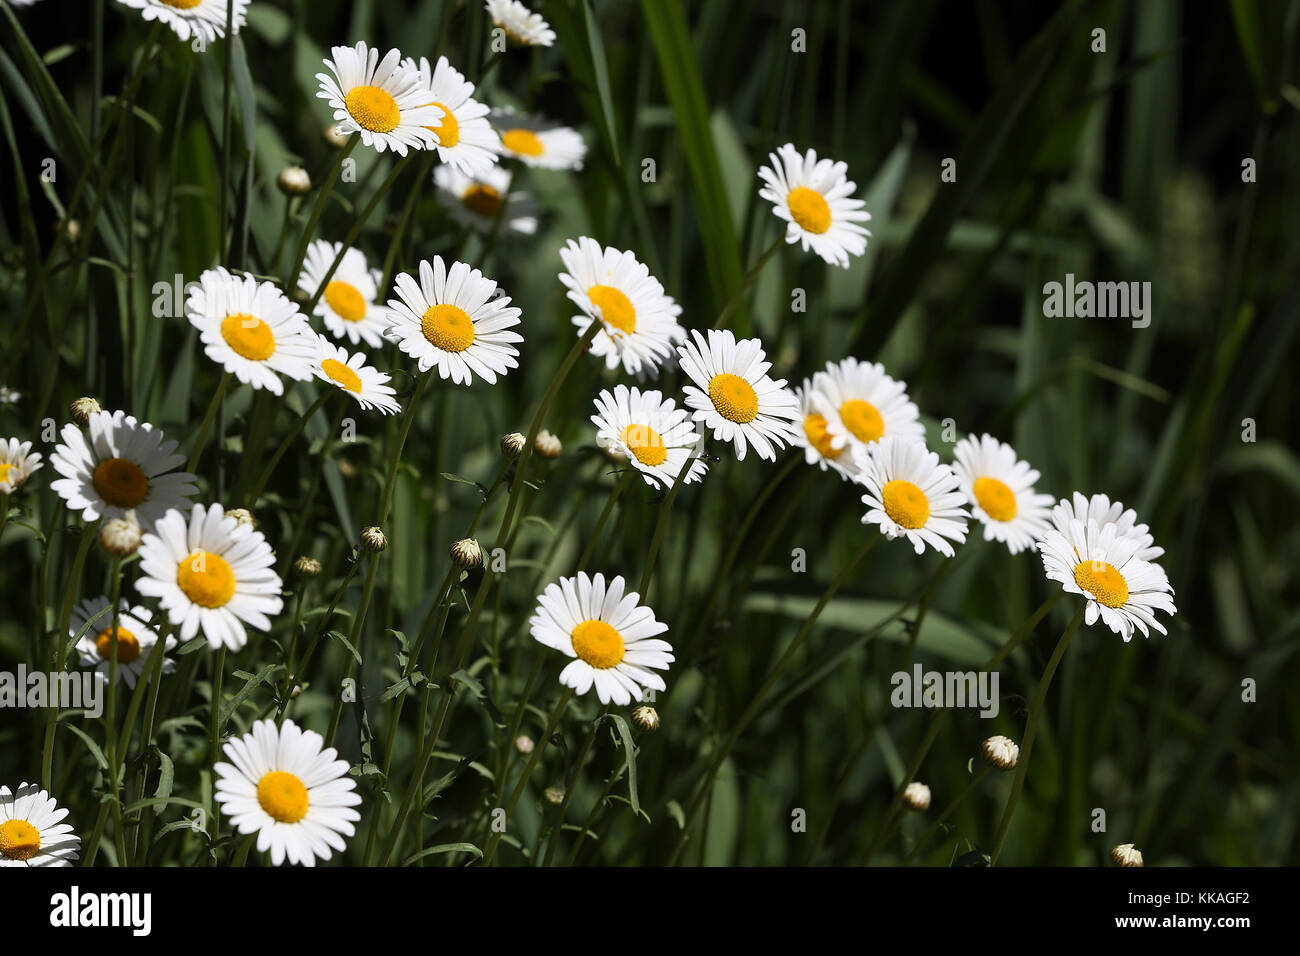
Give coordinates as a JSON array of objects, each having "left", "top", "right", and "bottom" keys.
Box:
[
  {"left": 294, "top": 556, "right": 322, "bottom": 577},
  {"left": 500, "top": 432, "right": 526, "bottom": 460},
  {"left": 981, "top": 735, "right": 1019, "bottom": 771},
  {"left": 544, "top": 786, "right": 565, "bottom": 805},
  {"left": 277, "top": 165, "right": 312, "bottom": 196},
  {"left": 631, "top": 705, "right": 659, "bottom": 732},
  {"left": 450, "top": 538, "right": 483, "bottom": 569},
  {"left": 70, "top": 397, "right": 102, "bottom": 426},
  {"left": 534, "top": 429, "right": 563, "bottom": 459},
  {"left": 100, "top": 518, "right": 141, "bottom": 557},
  {"left": 515, "top": 735, "right": 534, "bottom": 754},
  {"left": 361, "top": 526, "right": 388, "bottom": 552},
  {"left": 903, "top": 781, "right": 931, "bottom": 812},
  {"left": 227, "top": 508, "right": 256, "bottom": 529},
  {"left": 1110, "top": 843, "right": 1143, "bottom": 867},
  {"left": 323, "top": 123, "right": 351, "bottom": 148}
]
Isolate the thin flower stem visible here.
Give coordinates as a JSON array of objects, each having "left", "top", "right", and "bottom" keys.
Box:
[
  {"left": 326, "top": 551, "right": 379, "bottom": 749},
  {"left": 988, "top": 601, "right": 1086, "bottom": 865},
  {"left": 541, "top": 708, "right": 604, "bottom": 866},
  {"left": 41, "top": 521, "right": 98, "bottom": 789},
  {"left": 379, "top": 153, "right": 435, "bottom": 291},
  {"left": 576, "top": 469, "right": 634, "bottom": 572},
  {"left": 207, "top": 645, "right": 228, "bottom": 840},
  {"left": 242, "top": 389, "right": 332, "bottom": 506},
  {"left": 218, "top": 0, "right": 236, "bottom": 263},
  {"left": 104, "top": 557, "right": 127, "bottom": 864},
  {"left": 286, "top": 135, "right": 359, "bottom": 291},
  {"left": 903, "top": 766, "right": 995, "bottom": 864},
  {"left": 279, "top": 553, "right": 362, "bottom": 721},
  {"left": 187, "top": 372, "right": 231, "bottom": 475},
  {"left": 637, "top": 450, "right": 697, "bottom": 600},
  {"left": 375, "top": 370, "right": 431, "bottom": 526},
  {"left": 711, "top": 236, "right": 783, "bottom": 330}
]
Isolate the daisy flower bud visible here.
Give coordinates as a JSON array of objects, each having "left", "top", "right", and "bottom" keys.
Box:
[
  {"left": 903, "top": 781, "right": 931, "bottom": 812},
  {"left": 277, "top": 165, "right": 312, "bottom": 196},
  {"left": 514, "top": 735, "right": 534, "bottom": 754},
  {"left": 450, "top": 538, "right": 483, "bottom": 569},
  {"left": 981, "top": 735, "right": 1019, "bottom": 771},
  {"left": 1111, "top": 843, "right": 1144, "bottom": 867},
  {"left": 544, "top": 786, "right": 565, "bottom": 806},
  {"left": 294, "top": 556, "right": 322, "bottom": 577},
  {"left": 57, "top": 218, "right": 81, "bottom": 242},
  {"left": 227, "top": 508, "right": 256, "bottom": 529},
  {"left": 361, "top": 526, "right": 388, "bottom": 553},
  {"left": 632, "top": 705, "right": 659, "bottom": 732},
  {"left": 69, "top": 397, "right": 102, "bottom": 427},
  {"left": 100, "top": 518, "right": 142, "bottom": 557},
  {"left": 500, "top": 432, "right": 526, "bottom": 460},
  {"left": 323, "top": 123, "right": 352, "bottom": 149},
  {"left": 534, "top": 429, "right": 563, "bottom": 459}
]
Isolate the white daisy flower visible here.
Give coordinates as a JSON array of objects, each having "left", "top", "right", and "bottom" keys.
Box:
[
  {"left": 136, "top": 503, "right": 284, "bottom": 652},
  {"left": 297, "top": 240, "right": 387, "bottom": 348},
  {"left": 115, "top": 0, "right": 247, "bottom": 45},
  {"left": 855, "top": 437, "right": 970, "bottom": 556},
  {"left": 1050, "top": 491, "right": 1165, "bottom": 562},
  {"left": 529, "top": 572, "right": 673, "bottom": 706},
  {"left": 793, "top": 374, "right": 859, "bottom": 481},
  {"left": 186, "top": 267, "right": 317, "bottom": 396},
  {"left": 214, "top": 719, "right": 362, "bottom": 867},
  {"left": 490, "top": 109, "right": 586, "bottom": 170},
  {"left": 311, "top": 334, "right": 401, "bottom": 415},
  {"left": 433, "top": 163, "right": 538, "bottom": 235},
  {"left": 758, "top": 143, "right": 871, "bottom": 268},
  {"left": 677, "top": 328, "right": 801, "bottom": 462},
  {"left": 0, "top": 784, "right": 79, "bottom": 867},
  {"left": 951, "top": 434, "right": 1054, "bottom": 555},
  {"left": 484, "top": 0, "right": 556, "bottom": 47},
  {"left": 812, "top": 357, "right": 925, "bottom": 458},
  {"left": 558, "top": 237, "right": 685, "bottom": 377},
  {"left": 590, "top": 385, "right": 708, "bottom": 490},
  {"left": 0, "top": 437, "right": 42, "bottom": 494},
  {"left": 49, "top": 410, "right": 197, "bottom": 530},
  {"left": 383, "top": 256, "right": 523, "bottom": 386},
  {"left": 71, "top": 597, "right": 176, "bottom": 689},
  {"left": 402, "top": 56, "right": 499, "bottom": 176},
  {"left": 1037, "top": 510, "right": 1177, "bottom": 642},
  {"left": 316, "top": 42, "right": 443, "bottom": 156}
]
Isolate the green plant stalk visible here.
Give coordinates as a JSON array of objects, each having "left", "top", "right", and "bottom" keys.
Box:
[
  {"left": 208, "top": 645, "right": 227, "bottom": 835},
  {"left": 637, "top": 449, "right": 696, "bottom": 599},
  {"left": 218, "top": 0, "right": 235, "bottom": 262},
  {"left": 279, "top": 554, "right": 362, "bottom": 721},
  {"left": 325, "top": 552, "right": 380, "bottom": 749},
  {"left": 903, "top": 765, "right": 995, "bottom": 864},
  {"left": 243, "top": 389, "right": 332, "bottom": 506},
  {"left": 711, "top": 236, "right": 783, "bottom": 330},
  {"left": 187, "top": 372, "right": 231, "bottom": 474},
  {"left": 541, "top": 708, "right": 605, "bottom": 866},
  {"left": 575, "top": 469, "right": 633, "bottom": 572},
  {"left": 286, "top": 135, "right": 359, "bottom": 290},
  {"left": 103, "top": 557, "right": 127, "bottom": 865},
  {"left": 40, "top": 521, "right": 98, "bottom": 789}
]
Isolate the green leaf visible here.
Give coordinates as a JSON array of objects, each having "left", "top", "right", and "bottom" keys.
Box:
[
  {"left": 598, "top": 713, "right": 646, "bottom": 820},
  {"left": 402, "top": 843, "right": 482, "bottom": 865},
  {"left": 219, "top": 663, "right": 278, "bottom": 728}
]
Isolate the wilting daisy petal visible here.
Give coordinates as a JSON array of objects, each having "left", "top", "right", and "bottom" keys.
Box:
[
  {"left": 186, "top": 267, "right": 317, "bottom": 396},
  {"left": 72, "top": 597, "right": 176, "bottom": 689},
  {"left": 0, "top": 437, "right": 42, "bottom": 494},
  {"left": 794, "top": 374, "right": 859, "bottom": 481},
  {"left": 529, "top": 572, "right": 673, "bottom": 706},
  {"left": 402, "top": 56, "right": 499, "bottom": 177},
  {"left": 136, "top": 503, "right": 283, "bottom": 652},
  {"left": 115, "top": 0, "right": 248, "bottom": 45},
  {"left": 310, "top": 333, "right": 401, "bottom": 415},
  {"left": 1049, "top": 491, "right": 1165, "bottom": 562},
  {"left": 0, "top": 784, "right": 80, "bottom": 867},
  {"left": 433, "top": 163, "right": 538, "bottom": 235},
  {"left": 384, "top": 256, "right": 523, "bottom": 386},
  {"left": 811, "top": 357, "right": 924, "bottom": 459},
  {"left": 591, "top": 385, "right": 708, "bottom": 490},
  {"left": 951, "top": 434, "right": 1054, "bottom": 555},
  {"left": 559, "top": 237, "right": 685, "bottom": 377},
  {"left": 758, "top": 142, "right": 871, "bottom": 268},
  {"left": 1037, "top": 507, "right": 1177, "bottom": 642},
  {"left": 490, "top": 108, "right": 585, "bottom": 170},
  {"left": 298, "top": 240, "right": 387, "bottom": 348},
  {"left": 677, "top": 329, "right": 801, "bottom": 462},
  {"left": 855, "top": 437, "right": 970, "bottom": 556},
  {"left": 316, "top": 42, "right": 443, "bottom": 156},
  {"left": 484, "top": 0, "right": 556, "bottom": 47},
  {"left": 49, "top": 410, "right": 197, "bottom": 529},
  {"left": 214, "top": 719, "right": 362, "bottom": 867}
]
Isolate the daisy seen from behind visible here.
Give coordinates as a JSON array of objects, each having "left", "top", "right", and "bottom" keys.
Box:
[
  {"left": 758, "top": 142, "right": 871, "bottom": 268},
  {"left": 856, "top": 436, "right": 970, "bottom": 556},
  {"left": 434, "top": 163, "right": 538, "bottom": 235},
  {"left": 0, "top": 784, "right": 79, "bottom": 867},
  {"left": 214, "top": 719, "right": 362, "bottom": 866},
  {"left": 951, "top": 433, "right": 1054, "bottom": 554},
  {"left": 317, "top": 42, "right": 442, "bottom": 155},
  {"left": 136, "top": 502, "right": 283, "bottom": 651},
  {"left": 490, "top": 109, "right": 586, "bottom": 170},
  {"left": 484, "top": 0, "right": 556, "bottom": 47},
  {"left": 0, "top": 437, "right": 42, "bottom": 495},
  {"left": 403, "top": 55, "right": 499, "bottom": 176},
  {"left": 794, "top": 373, "right": 858, "bottom": 481},
  {"left": 677, "top": 328, "right": 801, "bottom": 462},
  {"left": 384, "top": 256, "right": 523, "bottom": 386},
  {"left": 71, "top": 597, "right": 176, "bottom": 689},
  {"left": 298, "top": 240, "right": 387, "bottom": 348},
  {"left": 590, "top": 385, "right": 708, "bottom": 490},
  {"left": 530, "top": 572, "right": 673, "bottom": 706},
  {"left": 311, "top": 334, "right": 401, "bottom": 415},
  {"left": 115, "top": 0, "right": 247, "bottom": 45}
]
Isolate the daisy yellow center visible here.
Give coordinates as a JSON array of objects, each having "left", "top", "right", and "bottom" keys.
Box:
[
  {"left": 0, "top": 463, "right": 13, "bottom": 484},
  {"left": 177, "top": 550, "right": 236, "bottom": 609},
  {"left": 256, "top": 771, "right": 309, "bottom": 824},
  {"left": 571, "top": 619, "right": 625, "bottom": 670},
  {"left": 423, "top": 102, "right": 460, "bottom": 147},
  {"left": 92, "top": 457, "right": 150, "bottom": 508},
  {"left": 787, "top": 186, "right": 832, "bottom": 234},
  {"left": 160, "top": 0, "right": 203, "bottom": 8},
  {"left": 973, "top": 476, "right": 1017, "bottom": 522},
  {"left": 708, "top": 373, "right": 758, "bottom": 424},
  {"left": 621, "top": 423, "right": 668, "bottom": 466},
  {"left": 462, "top": 184, "right": 503, "bottom": 218},
  {"left": 0, "top": 819, "right": 40, "bottom": 861},
  {"left": 321, "top": 358, "right": 363, "bottom": 393},
  {"left": 324, "top": 281, "right": 367, "bottom": 322},
  {"left": 95, "top": 625, "right": 141, "bottom": 664},
  {"left": 1073, "top": 560, "right": 1129, "bottom": 609},
  {"left": 840, "top": 400, "right": 884, "bottom": 443},
  {"left": 588, "top": 284, "right": 636, "bottom": 334},
  {"left": 345, "top": 85, "right": 401, "bottom": 134},
  {"left": 803, "top": 413, "right": 841, "bottom": 460},
  {"left": 221, "top": 313, "right": 275, "bottom": 362},
  {"left": 421, "top": 303, "right": 475, "bottom": 352},
  {"left": 501, "top": 128, "right": 544, "bottom": 157},
  {"left": 882, "top": 479, "right": 930, "bottom": 529}
]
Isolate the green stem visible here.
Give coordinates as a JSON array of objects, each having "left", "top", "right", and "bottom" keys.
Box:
[
  {"left": 243, "top": 389, "right": 332, "bottom": 506},
  {"left": 40, "top": 521, "right": 98, "bottom": 789},
  {"left": 711, "top": 236, "right": 782, "bottom": 330},
  {"left": 637, "top": 449, "right": 697, "bottom": 599},
  {"left": 286, "top": 135, "right": 359, "bottom": 290},
  {"left": 541, "top": 708, "right": 604, "bottom": 866},
  {"left": 903, "top": 766, "right": 995, "bottom": 864},
  {"left": 187, "top": 372, "right": 231, "bottom": 474}
]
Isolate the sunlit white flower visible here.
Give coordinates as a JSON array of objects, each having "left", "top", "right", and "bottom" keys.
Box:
[
  {"left": 310, "top": 334, "right": 401, "bottom": 415},
  {"left": 136, "top": 503, "right": 283, "bottom": 652},
  {"left": 484, "top": 0, "right": 556, "bottom": 47},
  {"left": 559, "top": 237, "right": 685, "bottom": 377},
  {"left": 384, "top": 256, "right": 523, "bottom": 386},
  {"left": 677, "top": 329, "right": 801, "bottom": 462},
  {"left": 856, "top": 437, "right": 969, "bottom": 556},
  {"left": 115, "top": 0, "right": 247, "bottom": 45},
  {"left": 214, "top": 719, "right": 361, "bottom": 867},
  {"left": 0, "top": 438, "right": 42, "bottom": 494},
  {"left": 590, "top": 385, "right": 708, "bottom": 490},
  {"left": 951, "top": 434, "right": 1054, "bottom": 555},
  {"left": 72, "top": 597, "right": 175, "bottom": 689},
  {"left": 433, "top": 163, "right": 538, "bottom": 235},
  {"left": 316, "top": 42, "right": 442, "bottom": 155},
  {"left": 758, "top": 143, "right": 871, "bottom": 268},
  {"left": 186, "top": 267, "right": 316, "bottom": 396},
  {"left": 1050, "top": 491, "right": 1165, "bottom": 562},
  {"left": 793, "top": 374, "right": 859, "bottom": 481},
  {"left": 812, "top": 357, "right": 924, "bottom": 459},
  {"left": 298, "top": 240, "right": 387, "bottom": 348},
  {"left": 403, "top": 55, "right": 498, "bottom": 176},
  {"left": 0, "top": 784, "right": 79, "bottom": 867},
  {"left": 529, "top": 572, "right": 673, "bottom": 705},
  {"left": 490, "top": 109, "right": 585, "bottom": 170},
  {"left": 49, "top": 410, "right": 197, "bottom": 529}
]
